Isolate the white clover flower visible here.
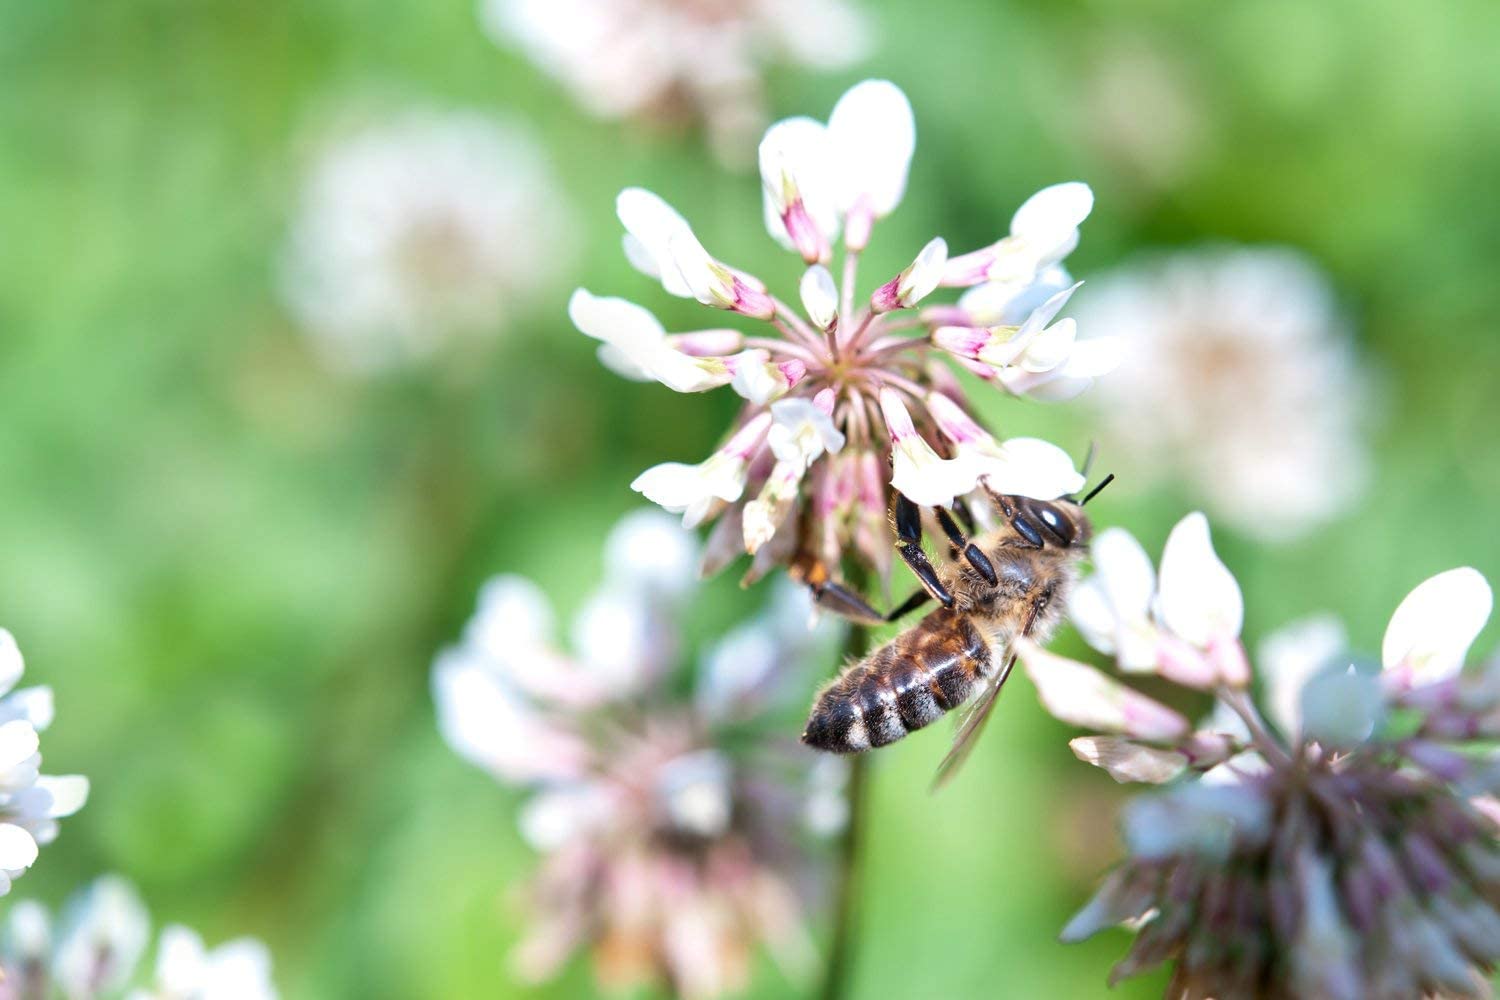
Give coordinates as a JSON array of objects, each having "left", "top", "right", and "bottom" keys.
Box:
[
  {"left": 279, "top": 107, "right": 573, "bottom": 372},
  {"left": 483, "top": 0, "right": 872, "bottom": 165},
  {"left": 53, "top": 876, "right": 152, "bottom": 998},
  {"left": 431, "top": 512, "right": 844, "bottom": 999},
  {"left": 576, "top": 79, "right": 1100, "bottom": 590},
  {"left": 1048, "top": 518, "right": 1500, "bottom": 1000},
  {"left": 3, "top": 876, "right": 278, "bottom": 1000},
  {"left": 1074, "top": 246, "right": 1370, "bottom": 540},
  {"left": 0, "top": 629, "right": 88, "bottom": 897},
  {"left": 129, "top": 925, "right": 277, "bottom": 1000}
]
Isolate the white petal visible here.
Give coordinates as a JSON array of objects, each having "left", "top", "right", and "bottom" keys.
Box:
[
  {"left": 1258, "top": 615, "right": 1347, "bottom": 740},
  {"left": 465, "top": 575, "right": 555, "bottom": 663},
  {"left": 603, "top": 508, "right": 699, "bottom": 597},
  {"left": 0, "top": 630, "right": 22, "bottom": 696},
  {"left": 1070, "top": 736, "right": 1187, "bottom": 784},
  {"left": 1157, "top": 512, "right": 1243, "bottom": 646},
  {"left": 758, "top": 117, "right": 839, "bottom": 256},
  {"left": 827, "top": 79, "right": 915, "bottom": 216},
  {"left": 1382, "top": 567, "right": 1492, "bottom": 686},
  {"left": 767, "top": 397, "right": 844, "bottom": 468},
  {"left": 155, "top": 924, "right": 208, "bottom": 994},
  {"left": 1010, "top": 182, "right": 1093, "bottom": 254},
  {"left": 517, "top": 783, "right": 615, "bottom": 851},
  {"left": 1058, "top": 335, "right": 1124, "bottom": 378},
  {"left": 899, "top": 237, "right": 948, "bottom": 306},
  {"left": 799, "top": 265, "right": 838, "bottom": 330},
  {"left": 632, "top": 457, "right": 743, "bottom": 513},
  {"left": 1092, "top": 528, "right": 1157, "bottom": 624},
  {"left": 1300, "top": 666, "right": 1383, "bottom": 748},
  {"left": 431, "top": 649, "right": 586, "bottom": 783},
  {"left": 975, "top": 437, "right": 1085, "bottom": 498},
  {"left": 568, "top": 288, "right": 664, "bottom": 355},
  {"left": 1067, "top": 577, "right": 1119, "bottom": 655},
  {"left": 0, "top": 720, "right": 40, "bottom": 772},
  {"left": 1017, "top": 640, "right": 1189, "bottom": 741},
  {"left": 34, "top": 775, "right": 90, "bottom": 818},
  {"left": 2, "top": 687, "right": 54, "bottom": 731},
  {"left": 616, "top": 188, "right": 694, "bottom": 297},
  {"left": 1018, "top": 318, "right": 1077, "bottom": 373},
  {"left": 571, "top": 587, "right": 672, "bottom": 698},
  {"left": 0, "top": 823, "right": 38, "bottom": 870},
  {"left": 656, "top": 750, "right": 733, "bottom": 838},
  {"left": 1017, "top": 281, "right": 1082, "bottom": 337}
]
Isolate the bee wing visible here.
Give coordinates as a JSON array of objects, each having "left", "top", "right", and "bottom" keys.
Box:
[{"left": 930, "top": 649, "right": 1018, "bottom": 792}]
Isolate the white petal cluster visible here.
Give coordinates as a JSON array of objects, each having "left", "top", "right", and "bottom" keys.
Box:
[
  {"left": 483, "top": 0, "right": 871, "bottom": 164},
  {"left": 433, "top": 510, "right": 700, "bottom": 788},
  {"left": 1, "top": 876, "right": 278, "bottom": 999},
  {"left": 279, "top": 108, "right": 573, "bottom": 372},
  {"left": 1074, "top": 246, "right": 1370, "bottom": 540},
  {"left": 1068, "top": 512, "right": 1246, "bottom": 689},
  {"left": 0, "top": 629, "right": 88, "bottom": 896}
]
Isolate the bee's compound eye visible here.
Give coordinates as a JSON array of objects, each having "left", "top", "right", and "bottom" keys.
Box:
[{"left": 1036, "top": 504, "right": 1075, "bottom": 545}]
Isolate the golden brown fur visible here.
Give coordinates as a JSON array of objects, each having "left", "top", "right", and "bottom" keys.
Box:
[{"left": 802, "top": 494, "right": 1090, "bottom": 753}]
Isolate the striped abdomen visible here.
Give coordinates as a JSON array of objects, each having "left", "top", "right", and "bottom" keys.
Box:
[{"left": 802, "top": 608, "right": 994, "bottom": 753}]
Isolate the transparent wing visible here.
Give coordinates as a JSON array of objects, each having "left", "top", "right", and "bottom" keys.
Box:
[
  {"left": 930, "top": 592, "right": 1048, "bottom": 792},
  {"left": 930, "top": 650, "right": 1016, "bottom": 792}
]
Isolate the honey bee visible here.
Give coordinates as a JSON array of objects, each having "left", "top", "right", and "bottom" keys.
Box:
[{"left": 800, "top": 477, "right": 1110, "bottom": 788}]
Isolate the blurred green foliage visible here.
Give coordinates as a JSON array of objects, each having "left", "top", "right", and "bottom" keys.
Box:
[{"left": 2, "top": 0, "right": 1498, "bottom": 996}]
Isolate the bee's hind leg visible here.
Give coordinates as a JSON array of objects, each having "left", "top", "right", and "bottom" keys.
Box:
[
  {"left": 794, "top": 553, "right": 932, "bottom": 626},
  {"left": 807, "top": 578, "right": 931, "bottom": 626},
  {"left": 892, "top": 495, "right": 956, "bottom": 607}
]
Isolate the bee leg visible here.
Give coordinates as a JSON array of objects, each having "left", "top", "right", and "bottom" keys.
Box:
[
  {"left": 807, "top": 579, "right": 888, "bottom": 627},
  {"left": 934, "top": 507, "right": 999, "bottom": 586},
  {"left": 892, "top": 495, "right": 955, "bottom": 608},
  {"left": 885, "top": 588, "right": 931, "bottom": 621}
]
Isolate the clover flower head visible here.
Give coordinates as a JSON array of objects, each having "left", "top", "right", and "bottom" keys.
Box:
[
  {"left": 576, "top": 80, "right": 1113, "bottom": 590},
  {"left": 0, "top": 875, "right": 278, "bottom": 1000},
  {"left": 1036, "top": 513, "right": 1500, "bottom": 997},
  {"left": 483, "top": 0, "right": 873, "bottom": 165},
  {"left": 0, "top": 628, "right": 88, "bottom": 898},
  {"left": 1074, "top": 246, "right": 1370, "bottom": 541},
  {"left": 431, "top": 509, "right": 846, "bottom": 998},
  {"left": 280, "top": 107, "right": 574, "bottom": 372}
]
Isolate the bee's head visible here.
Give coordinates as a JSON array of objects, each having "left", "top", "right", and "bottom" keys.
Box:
[{"left": 1025, "top": 496, "right": 1091, "bottom": 548}]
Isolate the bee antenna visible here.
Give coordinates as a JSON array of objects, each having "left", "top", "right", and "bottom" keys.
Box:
[{"left": 1080, "top": 473, "right": 1116, "bottom": 507}]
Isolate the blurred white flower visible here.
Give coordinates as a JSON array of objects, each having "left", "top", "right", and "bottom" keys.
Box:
[
  {"left": 129, "top": 925, "right": 277, "bottom": 1000},
  {"left": 431, "top": 511, "right": 843, "bottom": 998},
  {"left": 280, "top": 107, "right": 573, "bottom": 372},
  {"left": 2, "top": 876, "right": 278, "bottom": 1000},
  {"left": 482, "top": 0, "right": 872, "bottom": 165},
  {"left": 1075, "top": 246, "right": 1370, "bottom": 541},
  {"left": 53, "top": 876, "right": 152, "bottom": 998},
  {"left": 0, "top": 628, "right": 88, "bottom": 898}
]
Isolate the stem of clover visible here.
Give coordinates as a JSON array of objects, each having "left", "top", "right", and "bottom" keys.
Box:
[{"left": 820, "top": 592, "right": 872, "bottom": 1000}]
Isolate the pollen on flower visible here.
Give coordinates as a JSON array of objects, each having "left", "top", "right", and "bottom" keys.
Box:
[{"left": 572, "top": 79, "right": 1109, "bottom": 591}]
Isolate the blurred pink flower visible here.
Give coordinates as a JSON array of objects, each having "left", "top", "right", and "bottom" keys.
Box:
[
  {"left": 431, "top": 510, "right": 845, "bottom": 998},
  {"left": 576, "top": 80, "right": 1111, "bottom": 591},
  {"left": 483, "top": 0, "right": 873, "bottom": 165}
]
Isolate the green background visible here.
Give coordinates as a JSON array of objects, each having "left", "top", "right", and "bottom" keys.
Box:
[{"left": 2, "top": 0, "right": 1498, "bottom": 996}]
